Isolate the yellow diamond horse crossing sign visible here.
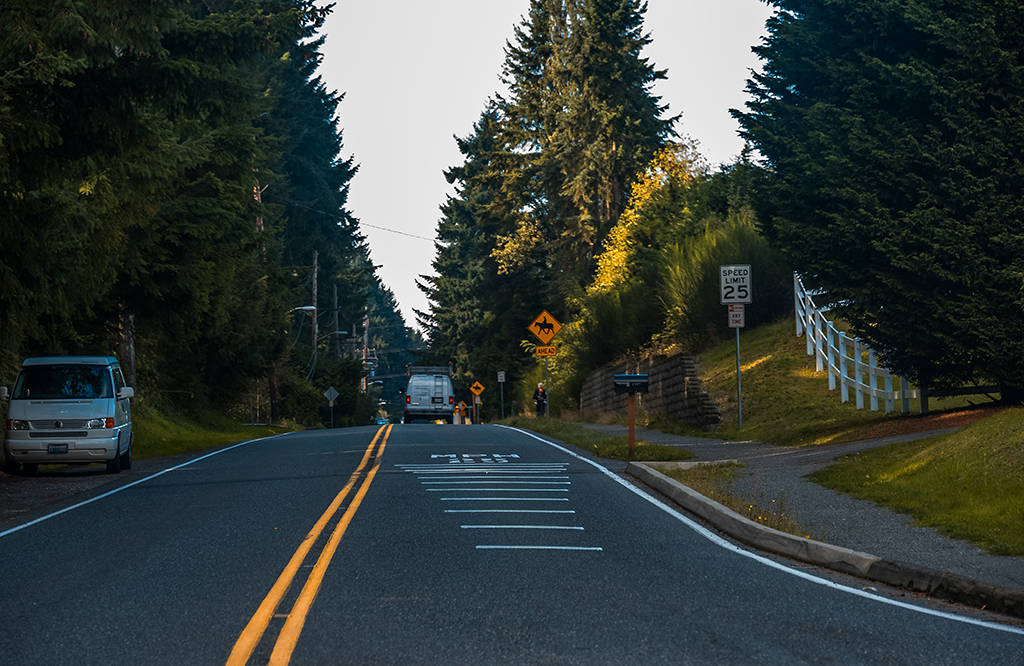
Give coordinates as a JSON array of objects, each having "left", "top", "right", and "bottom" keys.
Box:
[{"left": 528, "top": 310, "right": 562, "bottom": 345}]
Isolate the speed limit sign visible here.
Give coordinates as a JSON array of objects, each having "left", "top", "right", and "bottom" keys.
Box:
[{"left": 720, "top": 265, "right": 752, "bottom": 304}]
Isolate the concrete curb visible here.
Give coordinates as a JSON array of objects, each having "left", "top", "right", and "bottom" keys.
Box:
[{"left": 627, "top": 461, "right": 1024, "bottom": 619}]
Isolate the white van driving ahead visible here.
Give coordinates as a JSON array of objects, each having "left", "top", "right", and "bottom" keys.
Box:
[
  {"left": 401, "top": 366, "right": 454, "bottom": 424},
  {"left": 1, "top": 357, "right": 134, "bottom": 475}
]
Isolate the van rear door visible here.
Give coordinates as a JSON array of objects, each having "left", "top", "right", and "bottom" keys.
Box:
[{"left": 432, "top": 376, "right": 445, "bottom": 404}]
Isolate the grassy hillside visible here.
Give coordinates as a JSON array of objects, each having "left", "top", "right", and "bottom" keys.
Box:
[
  {"left": 808, "top": 408, "right": 1023, "bottom": 556},
  {"left": 659, "top": 318, "right": 1022, "bottom": 556},
  {"left": 695, "top": 318, "right": 996, "bottom": 447}
]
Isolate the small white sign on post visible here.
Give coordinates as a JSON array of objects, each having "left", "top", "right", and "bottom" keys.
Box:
[
  {"left": 720, "top": 265, "right": 752, "bottom": 304},
  {"left": 497, "top": 371, "right": 506, "bottom": 383},
  {"left": 728, "top": 304, "right": 745, "bottom": 329}
]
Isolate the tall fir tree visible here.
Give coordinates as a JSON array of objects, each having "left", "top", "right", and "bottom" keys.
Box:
[
  {"left": 492, "top": 0, "right": 675, "bottom": 292},
  {"left": 735, "top": 0, "right": 1024, "bottom": 400}
]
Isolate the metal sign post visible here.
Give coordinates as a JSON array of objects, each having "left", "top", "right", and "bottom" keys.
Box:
[
  {"left": 721, "top": 266, "right": 751, "bottom": 431},
  {"left": 498, "top": 371, "right": 506, "bottom": 419},
  {"left": 470, "top": 382, "right": 485, "bottom": 424},
  {"left": 528, "top": 311, "right": 563, "bottom": 419},
  {"left": 324, "top": 386, "right": 339, "bottom": 428},
  {"left": 731, "top": 309, "right": 743, "bottom": 431}
]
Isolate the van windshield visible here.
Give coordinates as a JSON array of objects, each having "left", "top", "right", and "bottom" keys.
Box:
[{"left": 12, "top": 365, "right": 113, "bottom": 400}]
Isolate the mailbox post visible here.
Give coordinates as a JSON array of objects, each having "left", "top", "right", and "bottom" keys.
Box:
[{"left": 613, "top": 374, "right": 649, "bottom": 456}]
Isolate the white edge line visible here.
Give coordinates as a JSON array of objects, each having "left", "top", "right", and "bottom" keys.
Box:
[
  {"left": 0, "top": 433, "right": 294, "bottom": 539},
  {"left": 445, "top": 510, "right": 576, "bottom": 514},
  {"left": 439, "top": 497, "right": 570, "bottom": 501},
  {"left": 476, "top": 545, "right": 602, "bottom": 551},
  {"left": 493, "top": 424, "right": 1024, "bottom": 637},
  {"left": 426, "top": 488, "right": 568, "bottom": 492}
]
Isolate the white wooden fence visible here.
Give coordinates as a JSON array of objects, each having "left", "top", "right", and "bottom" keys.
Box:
[{"left": 794, "top": 273, "right": 921, "bottom": 414}]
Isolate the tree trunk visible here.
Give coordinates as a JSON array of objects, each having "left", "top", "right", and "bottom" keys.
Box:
[
  {"left": 269, "top": 369, "right": 280, "bottom": 423},
  {"left": 119, "top": 304, "right": 137, "bottom": 389}
]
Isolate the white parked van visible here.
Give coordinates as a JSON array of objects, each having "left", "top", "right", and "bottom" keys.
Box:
[
  {"left": 1, "top": 357, "right": 134, "bottom": 475},
  {"left": 402, "top": 366, "right": 454, "bottom": 424}
]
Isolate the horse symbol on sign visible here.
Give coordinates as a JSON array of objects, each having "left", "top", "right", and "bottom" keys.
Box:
[{"left": 528, "top": 310, "right": 562, "bottom": 345}]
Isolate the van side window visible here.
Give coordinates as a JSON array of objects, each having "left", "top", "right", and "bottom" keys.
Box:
[{"left": 113, "top": 368, "right": 126, "bottom": 394}]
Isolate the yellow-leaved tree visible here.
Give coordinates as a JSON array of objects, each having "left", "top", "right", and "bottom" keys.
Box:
[{"left": 589, "top": 139, "right": 706, "bottom": 294}]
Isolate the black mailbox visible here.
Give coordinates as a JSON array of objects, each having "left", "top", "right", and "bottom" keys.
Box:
[{"left": 613, "top": 374, "right": 649, "bottom": 394}]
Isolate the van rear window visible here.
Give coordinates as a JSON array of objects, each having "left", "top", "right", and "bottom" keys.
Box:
[{"left": 13, "top": 365, "right": 113, "bottom": 400}]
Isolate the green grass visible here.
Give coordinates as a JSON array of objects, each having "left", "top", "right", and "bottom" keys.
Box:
[
  {"left": 661, "top": 463, "right": 811, "bottom": 539},
  {"left": 699, "top": 318, "right": 987, "bottom": 446},
  {"left": 808, "top": 408, "right": 1024, "bottom": 556},
  {"left": 131, "top": 405, "right": 296, "bottom": 460},
  {"left": 500, "top": 416, "right": 695, "bottom": 462}
]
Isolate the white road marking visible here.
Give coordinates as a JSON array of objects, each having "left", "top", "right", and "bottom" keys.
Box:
[
  {"left": 496, "top": 425, "right": 1024, "bottom": 636},
  {"left": 420, "top": 481, "right": 570, "bottom": 484},
  {"left": 415, "top": 471, "right": 573, "bottom": 477},
  {"left": 427, "top": 488, "right": 568, "bottom": 492},
  {"left": 461, "top": 525, "right": 584, "bottom": 530},
  {"left": 476, "top": 545, "right": 603, "bottom": 551},
  {"left": 440, "top": 497, "right": 570, "bottom": 502},
  {"left": 445, "top": 510, "right": 576, "bottom": 514}
]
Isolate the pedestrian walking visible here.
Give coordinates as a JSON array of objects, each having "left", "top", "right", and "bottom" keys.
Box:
[{"left": 533, "top": 382, "right": 547, "bottom": 417}]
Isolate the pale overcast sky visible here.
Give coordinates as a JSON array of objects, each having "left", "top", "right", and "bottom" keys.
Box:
[{"left": 318, "top": 0, "right": 775, "bottom": 330}]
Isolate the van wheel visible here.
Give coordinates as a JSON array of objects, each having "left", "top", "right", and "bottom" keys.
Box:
[
  {"left": 3, "top": 457, "right": 18, "bottom": 476},
  {"left": 106, "top": 443, "right": 122, "bottom": 474},
  {"left": 120, "top": 434, "right": 133, "bottom": 470}
]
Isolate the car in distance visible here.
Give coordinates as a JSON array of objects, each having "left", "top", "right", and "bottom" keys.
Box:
[
  {"left": 1, "top": 357, "right": 134, "bottom": 475},
  {"left": 400, "top": 366, "right": 454, "bottom": 424}
]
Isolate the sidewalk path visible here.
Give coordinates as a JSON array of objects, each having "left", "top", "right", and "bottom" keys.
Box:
[{"left": 579, "top": 423, "right": 1024, "bottom": 590}]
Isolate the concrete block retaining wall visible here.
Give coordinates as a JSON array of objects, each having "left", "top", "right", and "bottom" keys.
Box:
[{"left": 579, "top": 350, "right": 721, "bottom": 429}]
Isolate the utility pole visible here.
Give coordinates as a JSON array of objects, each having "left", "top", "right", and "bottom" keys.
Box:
[
  {"left": 311, "top": 250, "right": 318, "bottom": 351},
  {"left": 361, "top": 315, "right": 370, "bottom": 392},
  {"left": 333, "top": 284, "right": 341, "bottom": 358}
]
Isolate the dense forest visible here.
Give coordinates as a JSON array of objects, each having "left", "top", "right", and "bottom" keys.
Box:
[
  {"left": 421, "top": 0, "right": 1023, "bottom": 417},
  {"left": 0, "top": 0, "right": 419, "bottom": 426},
  {"left": 3, "top": 0, "right": 1021, "bottom": 429}
]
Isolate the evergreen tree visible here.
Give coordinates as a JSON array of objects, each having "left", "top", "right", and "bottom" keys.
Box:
[
  {"left": 492, "top": 0, "right": 675, "bottom": 292},
  {"left": 420, "top": 106, "right": 549, "bottom": 408},
  {"left": 735, "top": 0, "right": 1024, "bottom": 400}
]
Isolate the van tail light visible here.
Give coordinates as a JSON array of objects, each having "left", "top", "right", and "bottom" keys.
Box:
[
  {"left": 406, "top": 396, "right": 410, "bottom": 404},
  {"left": 449, "top": 396, "right": 454, "bottom": 404}
]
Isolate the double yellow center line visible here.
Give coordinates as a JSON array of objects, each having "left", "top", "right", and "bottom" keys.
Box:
[{"left": 226, "top": 424, "right": 392, "bottom": 666}]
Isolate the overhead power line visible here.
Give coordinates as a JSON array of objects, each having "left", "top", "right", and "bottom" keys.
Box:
[{"left": 265, "top": 195, "right": 435, "bottom": 242}]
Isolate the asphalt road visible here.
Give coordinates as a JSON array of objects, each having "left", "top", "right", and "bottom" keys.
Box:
[{"left": 1, "top": 424, "right": 1021, "bottom": 665}]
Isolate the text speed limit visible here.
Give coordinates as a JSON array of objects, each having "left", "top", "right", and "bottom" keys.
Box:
[{"left": 720, "top": 265, "right": 752, "bottom": 304}]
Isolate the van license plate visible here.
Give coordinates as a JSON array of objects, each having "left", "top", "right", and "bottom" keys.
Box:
[
  {"left": 431, "top": 397, "right": 443, "bottom": 404},
  {"left": 47, "top": 444, "right": 69, "bottom": 454}
]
